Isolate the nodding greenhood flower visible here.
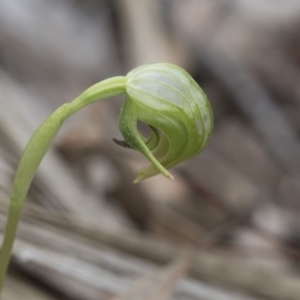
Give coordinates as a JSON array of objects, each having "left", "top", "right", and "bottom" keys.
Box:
[
  {"left": 117, "top": 63, "right": 213, "bottom": 183},
  {"left": 0, "top": 63, "right": 213, "bottom": 295}
]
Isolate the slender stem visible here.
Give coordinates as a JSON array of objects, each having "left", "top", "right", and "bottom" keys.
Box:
[
  {"left": 0, "top": 76, "right": 127, "bottom": 296},
  {"left": 0, "top": 204, "right": 21, "bottom": 291}
]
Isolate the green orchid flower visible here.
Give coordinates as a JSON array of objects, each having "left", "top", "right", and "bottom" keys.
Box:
[
  {"left": 121, "top": 63, "right": 213, "bottom": 182},
  {"left": 0, "top": 63, "right": 213, "bottom": 295}
]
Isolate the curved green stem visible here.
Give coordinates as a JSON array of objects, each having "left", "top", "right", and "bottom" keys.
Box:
[{"left": 0, "top": 76, "right": 127, "bottom": 296}]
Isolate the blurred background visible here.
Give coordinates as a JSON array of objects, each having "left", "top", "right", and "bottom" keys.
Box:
[{"left": 1, "top": 0, "right": 300, "bottom": 299}]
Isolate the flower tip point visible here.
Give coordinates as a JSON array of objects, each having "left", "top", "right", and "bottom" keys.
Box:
[
  {"left": 169, "top": 174, "right": 174, "bottom": 181},
  {"left": 133, "top": 177, "right": 141, "bottom": 184}
]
